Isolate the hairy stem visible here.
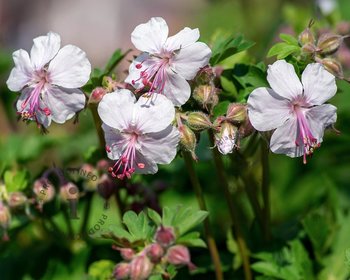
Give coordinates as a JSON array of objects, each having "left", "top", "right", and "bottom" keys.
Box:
[
  {"left": 182, "top": 151, "right": 223, "bottom": 280},
  {"left": 261, "top": 140, "right": 271, "bottom": 241}
]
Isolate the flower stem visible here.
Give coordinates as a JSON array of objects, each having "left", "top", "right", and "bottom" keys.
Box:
[
  {"left": 261, "top": 140, "right": 271, "bottom": 241},
  {"left": 88, "top": 104, "right": 105, "bottom": 149},
  {"left": 208, "top": 132, "right": 252, "bottom": 280},
  {"left": 182, "top": 151, "right": 223, "bottom": 280},
  {"left": 80, "top": 191, "right": 93, "bottom": 238}
]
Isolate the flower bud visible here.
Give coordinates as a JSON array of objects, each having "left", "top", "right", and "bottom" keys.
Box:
[
  {"left": 33, "top": 179, "right": 55, "bottom": 204},
  {"left": 187, "top": 112, "right": 213, "bottom": 131},
  {"left": 8, "top": 192, "right": 27, "bottom": 208},
  {"left": 129, "top": 255, "right": 153, "bottom": 280},
  {"left": 113, "top": 263, "right": 130, "bottom": 280},
  {"left": 146, "top": 243, "right": 164, "bottom": 263},
  {"left": 0, "top": 203, "right": 10, "bottom": 229},
  {"left": 298, "top": 28, "right": 315, "bottom": 46},
  {"left": 320, "top": 58, "right": 344, "bottom": 78},
  {"left": 102, "top": 76, "right": 119, "bottom": 92},
  {"left": 60, "top": 182, "right": 79, "bottom": 201},
  {"left": 179, "top": 124, "right": 197, "bottom": 160},
  {"left": 166, "top": 245, "right": 196, "bottom": 270},
  {"left": 97, "top": 174, "right": 116, "bottom": 200},
  {"left": 214, "top": 122, "right": 238, "bottom": 155},
  {"left": 155, "top": 226, "right": 176, "bottom": 247},
  {"left": 317, "top": 34, "right": 343, "bottom": 55},
  {"left": 114, "top": 247, "right": 135, "bottom": 261},
  {"left": 226, "top": 103, "right": 247, "bottom": 123},
  {"left": 81, "top": 164, "right": 99, "bottom": 192},
  {"left": 88, "top": 87, "right": 106, "bottom": 104},
  {"left": 301, "top": 43, "right": 317, "bottom": 54},
  {"left": 96, "top": 159, "right": 110, "bottom": 172},
  {"left": 193, "top": 85, "right": 219, "bottom": 110}
]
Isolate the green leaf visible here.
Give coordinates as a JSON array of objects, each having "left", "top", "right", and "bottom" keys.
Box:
[
  {"left": 279, "top": 33, "right": 299, "bottom": 46},
  {"left": 104, "top": 49, "right": 130, "bottom": 75},
  {"left": 173, "top": 207, "right": 208, "bottom": 235},
  {"left": 149, "top": 275, "right": 163, "bottom": 280},
  {"left": 162, "top": 206, "right": 176, "bottom": 227},
  {"left": 147, "top": 208, "right": 162, "bottom": 226},
  {"left": 88, "top": 260, "right": 115, "bottom": 280},
  {"left": 177, "top": 231, "right": 207, "bottom": 248},
  {"left": 4, "top": 170, "right": 28, "bottom": 192},
  {"left": 345, "top": 248, "right": 350, "bottom": 268},
  {"left": 213, "top": 101, "right": 230, "bottom": 118},
  {"left": 122, "top": 211, "right": 154, "bottom": 242},
  {"left": 267, "top": 43, "right": 300, "bottom": 59}
]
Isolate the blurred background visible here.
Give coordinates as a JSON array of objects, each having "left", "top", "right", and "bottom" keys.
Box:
[{"left": 1, "top": 0, "right": 350, "bottom": 279}]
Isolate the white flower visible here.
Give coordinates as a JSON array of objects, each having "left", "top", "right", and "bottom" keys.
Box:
[
  {"left": 6, "top": 32, "right": 91, "bottom": 128},
  {"left": 317, "top": 0, "right": 337, "bottom": 15},
  {"left": 125, "top": 17, "right": 212, "bottom": 106},
  {"left": 98, "top": 89, "right": 179, "bottom": 179},
  {"left": 247, "top": 60, "right": 337, "bottom": 163},
  {"left": 215, "top": 122, "right": 238, "bottom": 155}
]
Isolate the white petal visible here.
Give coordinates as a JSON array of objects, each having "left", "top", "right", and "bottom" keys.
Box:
[
  {"left": 172, "top": 42, "right": 212, "bottom": 80},
  {"left": 7, "top": 49, "right": 34, "bottom": 91},
  {"left": 134, "top": 151, "right": 158, "bottom": 174},
  {"left": 162, "top": 69, "right": 191, "bottom": 106},
  {"left": 135, "top": 93, "right": 175, "bottom": 133},
  {"left": 267, "top": 60, "right": 303, "bottom": 100},
  {"left": 131, "top": 17, "right": 169, "bottom": 53},
  {"left": 98, "top": 89, "right": 136, "bottom": 130},
  {"left": 48, "top": 45, "right": 91, "bottom": 88},
  {"left": 102, "top": 123, "right": 128, "bottom": 160},
  {"left": 30, "top": 32, "right": 61, "bottom": 70},
  {"left": 305, "top": 104, "right": 337, "bottom": 141},
  {"left": 301, "top": 63, "right": 336, "bottom": 105},
  {"left": 165, "top": 27, "right": 200, "bottom": 51},
  {"left": 138, "top": 125, "right": 179, "bottom": 164},
  {"left": 270, "top": 117, "right": 304, "bottom": 158},
  {"left": 44, "top": 86, "right": 86, "bottom": 123},
  {"left": 247, "top": 87, "right": 292, "bottom": 131},
  {"left": 16, "top": 87, "right": 51, "bottom": 127}
]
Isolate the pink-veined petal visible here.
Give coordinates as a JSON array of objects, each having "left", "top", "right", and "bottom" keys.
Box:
[
  {"left": 305, "top": 104, "right": 337, "bottom": 141},
  {"left": 135, "top": 93, "right": 175, "bottom": 133},
  {"left": 131, "top": 17, "right": 169, "bottom": 53},
  {"left": 172, "top": 42, "right": 211, "bottom": 80},
  {"left": 247, "top": 87, "right": 292, "bottom": 131},
  {"left": 165, "top": 27, "right": 200, "bottom": 51},
  {"left": 7, "top": 49, "right": 34, "bottom": 91},
  {"left": 30, "top": 32, "right": 61, "bottom": 70},
  {"left": 98, "top": 89, "right": 136, "bottom": 130},
  {"left": 138, "top": 125, "right": 179, "bottom": 164},
  {"left": 270, "top": 116, "right": 304, "bottom": 158},
  {"left": 162, "top": 68, "right": 191, "bottom": 106},
  {"left": 48, "top": 45, "right": 91, "bottom": 88},
  {"left": 267, "top": 60, "right": 303, "bottom": 100},
  {"left": 102, "top": 123, "right": 128, "bottom": 160},
  {"left": 44, "top": 86, "right": 86, "bottom": 123},
  {"left": 301, "top": 63, "right": 337, "bottom": 105}
]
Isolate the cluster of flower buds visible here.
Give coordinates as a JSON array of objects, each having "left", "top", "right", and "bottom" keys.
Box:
[
  {"left": 89, "top": 76, "right": 126, "bottom": 105},
  {"left": 298, "top": 20, "right": 349, "bottom": 80},
  {"left": 213, "top": 103, "right": 253, "bottom": 155},
  {"left": 112, "top": 225, "right": 195, "bottom": 280}
]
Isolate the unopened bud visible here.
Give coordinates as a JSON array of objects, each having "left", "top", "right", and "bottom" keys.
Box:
[
  {"left": 166, "top": 245, "right": 196, "bottom": 270},
  {"left": 102, "top": 76, "right": 119, "bottom": 92},
  {"left": 301, "top": 42, "right": 317, "bottom": 54},
  {"left": 193, "top": 85, "right": 219, "bottom": 110},
  {"left": 155, "top": 226, "right": 175, "bottom": 247},
  {"left": 89, "top": 87, "right": 106, "bottom": 104},
  {"left": 0, "top": 203, "right": 10, "bottom": 229},
  {"left": 187, "top": 112, "right": 213, "bottom": 131},
  {"left": 226, "top": 103, "right": 247, "bottom": 123},
  {"left": 113, "top": 263, "right": 130, "bottom": 280},
  {"left": 129, "top": 255, "right": 153, "bottom": 280},
  {"left": 97, "top": 174, "right": 116, "bottom": 200},
  {"left": 298, "top": 28, "right": 315, "bottom": 46},
  {"left": 81, "top": 164, "right": 99, "bottom": 191},
  {"left": 320, "top": 58, "right": 344, "bottom": 78},
  {"left": 146, "top": 243, "right": 164, "bottom": 263},
  {"left": 60, "top": 182, "right": 79, "bottom": 201},
  {"left": 33, "top": 179, "right": 55, "bottom": 204},
  {"left": 214, "top": 122, "right": 238, "bottom": 155},
  {"left": 239, "top": 119, "right": 255, "bottom": 138},
  {"left": 317, "top": 34, "right": 343, "bottom": 55},
  {"left": 96, "top": 159, "right": 110, "bottom": 171},
  {"left": 8, "top": 192, "right": 27, "bottom": 208},
  {"left": 179, "top": 124, "right": 197, "bottom": 160},
  {"left": 115, "top": 247, "right": 135, "bottom": 261}
]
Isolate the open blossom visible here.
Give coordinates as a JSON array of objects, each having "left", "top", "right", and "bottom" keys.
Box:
[
  {"left": 98, "top": 89, "right": 179, "bottom": 179},
  {"left": 6, "top": 32, "right": 91, "bottom": 127},
  {"left": 247, "top": 60, "right": 337, "bottom": 163},
  {"left": 125, "top": 17, "right": 212, "bottom": 106}
]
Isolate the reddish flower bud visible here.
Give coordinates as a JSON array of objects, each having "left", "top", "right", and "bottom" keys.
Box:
[
  {"left": 298, "top": 28, "right": 315, "bottom": 46},
  {"left": 187, "top": 112, "right": 213, "bottom": 131},
  {"left": 146, "top": 243, "right": 164, "bottom": 263},
  {"left": 166, "top": 245, "right": 196, "bottom": 270},
  {"left": 179, "top": 124, "right": 197, "bottom": 160},
  {"left": 33, "top": 179, "right": 55, "bottom": 204},
  {"left": 0, "top": 203, "right": 10, "bottom": 229},
  {"left": 89, "top": 87, "right": 106, "bottom": 104},
  {"left": 59, "top": 182, "right": 79, "bottom": 201},
  {"left": 317, "top": 33, "right": 343, "bottom": 55},
  {"left": 113, "top": 262, "right": 130, "bottom": 280},
  {"left": 155, "top": 226, "right": 176, "bottom": 247},
  {"left": 193, "top": 85, "right": 219, "bottom": 110},
  {"left": 226, "top": 103, "right": 247, "bottom": 123},
  {"left": 113, "top": 247, "right": 135, "bottom": 261},
  {"left": 319, "top": 57, "right": 344, "bottom": 79},
  {"left": 97, "top": 174, "right": 116, "bottom": 200},
  {"left": 129, "top": 255, "right": 153, "bottom": 280},
  {"left": 8, "top": 192, "right": 27, "bottom": 208}
]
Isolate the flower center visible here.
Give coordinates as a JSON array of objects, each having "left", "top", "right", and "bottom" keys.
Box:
[
  {"left": 20, "top": 69, "right": 51, "bottom": 124},
  {"left": 294, "top": 105, "right": 320, "bottom": 164},
  {"left": 107, "top": 133, "right": 145, "bottom": 180},
  {"left": 132, "top": 54, "right": 172, "bottom": 94}
]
